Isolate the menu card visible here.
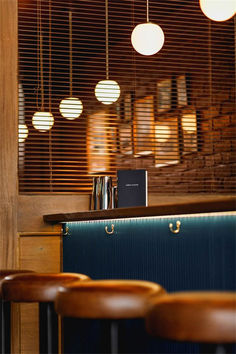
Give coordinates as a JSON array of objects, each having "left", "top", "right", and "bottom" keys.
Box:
[{"left": 117, "top": 169, "right": 148, "bottom": 208}]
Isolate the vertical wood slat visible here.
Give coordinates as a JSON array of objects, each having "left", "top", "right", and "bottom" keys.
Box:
[
  {"left": 0, "top": 0, "right": 18, "bottom": 268},
  {"left": 0, "top": 3, "right": 19, "bottom": 353}
]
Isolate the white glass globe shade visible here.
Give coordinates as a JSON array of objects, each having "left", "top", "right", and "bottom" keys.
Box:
[
  {"left": 59, "top": 97, "right": 83, "bottom": 120},
  {"left": 95, "top": 80, "right": 121, "bottom": 105},
  {"left": 32, "top": 111, "right": 54, "bottom": 132},
  {"left": 18, "top": 124, "right": 29, "bottom": 143},
  {"left": 199, "top": 0, "right": 236, "bottom": 21},
  {"left": 131, "top": 22, "right": 165, "bottom": 56}
]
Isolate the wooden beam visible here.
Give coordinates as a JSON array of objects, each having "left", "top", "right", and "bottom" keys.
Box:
[
  {"left": 44, "top": 196, "right": 236, "bottom": 223},
  {"left": 0, "top": 0, "right": 18, "bottom": 268}
]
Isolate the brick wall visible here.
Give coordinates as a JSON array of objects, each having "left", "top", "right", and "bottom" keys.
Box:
[{"left": 115, "top": 18, "right": 235, "bottom": 194}]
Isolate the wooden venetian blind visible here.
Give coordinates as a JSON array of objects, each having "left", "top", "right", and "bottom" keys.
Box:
[{"left": 18, "top": 0, "right": 236, "bottom": 194}]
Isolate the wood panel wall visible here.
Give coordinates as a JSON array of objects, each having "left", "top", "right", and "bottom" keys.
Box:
[
  {"left": 19, "top": 234, "right": 61, "bottom": 354},
  {"left": 0, "top": 0, "right": 18, "bottom": 268},
  {"left": 17, "top": 196, "right": 89, "bottom": 353},
  {"left": 18, "top": 195, "right": 90, "bottom": 232}
]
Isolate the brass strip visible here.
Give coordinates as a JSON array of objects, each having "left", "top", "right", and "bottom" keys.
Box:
[{"left": 19, "top": 232, "right": 62, "bottom": 237}]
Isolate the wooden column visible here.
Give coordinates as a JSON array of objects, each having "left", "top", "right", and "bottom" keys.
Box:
[{"left": 0, "top": 0, "right": 18, "bottom": 268}]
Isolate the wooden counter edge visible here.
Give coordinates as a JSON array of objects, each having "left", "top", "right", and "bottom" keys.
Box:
[{"left": 43, "top": 196, "right": 236, "bottom": 223}]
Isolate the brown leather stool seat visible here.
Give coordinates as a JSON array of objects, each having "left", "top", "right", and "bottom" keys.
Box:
[
  {"left": 55, "top": 279, "right": 165, "bottom": 353},
  {"left": 0, "top": 269, "right": 34, "bottom": 354},
  {"left": 56, "top": 279, "right": 165, "bottom": 318},
  {"left": 2, "top": 272, "right": 89, "bottom": 303},
  {"left": 146, "top": 291, "right": 236, "bottom": 353},
  {"left": 2, "top": 272, "right": 90, "bottom": 354},
  {"left": 0, "top": 270, "right": 34, "bottom": 298}
]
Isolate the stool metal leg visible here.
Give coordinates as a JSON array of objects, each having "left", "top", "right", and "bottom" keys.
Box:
[
  {"left": 200, "top": 343, "right": 234, "bottom": 354},
  {"left": 1, "top": 301, "right": 11, "bottom": 354},
  {"left": 99, "top": 320, "right": 120, "bottom": 354},
  {"left": 110, "top": 320, "right": 119, "bottom": 354},
  {"left": 39, "top": 302, "right": 58, "bottom": 354},
  {"left": 0, "top": 300, "right": 2, "bottom": 354}
]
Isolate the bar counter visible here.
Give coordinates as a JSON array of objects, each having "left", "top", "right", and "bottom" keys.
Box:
[
  {"left": 43, "top": 195, "right": 236, "bottom": 223},
  {"left": 43, "top": 195, "right": 236, "bottom": 353}
]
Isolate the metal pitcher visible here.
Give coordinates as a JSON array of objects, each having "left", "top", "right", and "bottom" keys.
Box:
[
  {"left": 90, "top": 176, "right": 102, "bottom": 210},
  {"left": 91, "top": 176, "right": 113, "bottom": 210}
]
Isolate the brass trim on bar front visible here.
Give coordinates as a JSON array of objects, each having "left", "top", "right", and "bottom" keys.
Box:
[{"left": 19, "top": 231, "right": 62, "bottom": 237}]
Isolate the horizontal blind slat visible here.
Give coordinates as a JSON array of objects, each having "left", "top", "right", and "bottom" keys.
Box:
[{"left": 18, "top": 0, "right": 236, "bottom": 194}]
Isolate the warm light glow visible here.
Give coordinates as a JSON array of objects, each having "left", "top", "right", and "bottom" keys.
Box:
[
  {"left": 95, "top": 80, "right": 121, "bottom": 105},
  {"left": 155, "top": 125, "right": 171, "bottom": 143},
  {"left": 32, "top": 111, "right": 54, "bottom": 132},
  {"left": 18, "top": 124, "right": 29, "bottom": 143},
  {"left": 59, "top": 97, "right": 83, "bottom": 120},
  {"left": 131, "top": 22, "right": 165, "bottom": 56},
  {"left": 181, "top": 114, "right": 197, "bottom": 132},
  {"left": 199, "top": 0, "right": 236, "bottom": 21}
]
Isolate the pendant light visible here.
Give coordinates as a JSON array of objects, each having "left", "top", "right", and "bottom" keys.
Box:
[
  {"left": 18, "top": 83, "right": 28, "bottom": 143},
  {"left": 199, "top": 0, "right": 236, "bottom": 22},
  {"left": 131, "top": 0, "right": 164, "bottom": 56},
  {"left": 95, "top": 0, "right": 120, "bottom": 105},
  {"left": 18, "top": 124, "right": 29, "bottom": 143},
  {"left": 32, "top": 0, "right": 54, "bottom": 132},
  {"left": 59, "top": 11, "right": 83, "bottom": 120}
]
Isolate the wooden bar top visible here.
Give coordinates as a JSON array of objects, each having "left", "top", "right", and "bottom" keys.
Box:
[{"left": 43, "top": 196, "right": 236, "bottom": 223}]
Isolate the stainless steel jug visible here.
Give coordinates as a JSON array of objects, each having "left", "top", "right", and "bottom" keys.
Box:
[
  {"left": 90, "top": 176, "right": 102, "bottom": 210},
  {"left": 91, "top": 176, "right": 113, "bottom": 210}
]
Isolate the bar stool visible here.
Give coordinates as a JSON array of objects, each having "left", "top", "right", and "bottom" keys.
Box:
[
  {"left": 146, "top": 291, "right": 236, "bottom": 354},
  {"left": 55, "top": 279, "right": 165, "bottom": 353},
  {"left": 2, "top": 272, "right": 90, "bottom": 354},
  {"left": 0, "top": 270, "right": 34, "bottom": 354}
]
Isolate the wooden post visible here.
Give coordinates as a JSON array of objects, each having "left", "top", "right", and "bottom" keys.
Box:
[
  {"left": 0, "top": 1, "right": 19, "bottom": 351},
  {"left": 0, "top": 0, "right": 18, "bottom": 269}
]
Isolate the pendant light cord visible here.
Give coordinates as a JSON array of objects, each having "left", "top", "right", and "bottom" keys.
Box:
[
  {"left": 147, "top": 0, "right": 149, "bottom": 22},
  {"left": 208, "top": 21, "right": 212, "bottom": 106},
  {"left": 234, "top": 17, "right": 236, "bottom": 104},
  {"left": 49, "top": 0, "right": 52, "bottom": 111},
  {"left": 208, "top": 20, "right": 213, "bottom": 192},
  {"left": 105, "top": 0, "right": 109, "bottom": 80},
  {"left": 131, "top": 0, "right": 136, "bottom": 158},
  {"left": 49, "top": 0, "right": 53, "bottom": 192},
  {"left": 36, "top": 0, "right": 40, "bottom": 110},
  {"left": 39, "top": 0, "right": 44, "bottom": 110},
  {"left": 69, "top": 10, "right": 73, "bottom": 96}
]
